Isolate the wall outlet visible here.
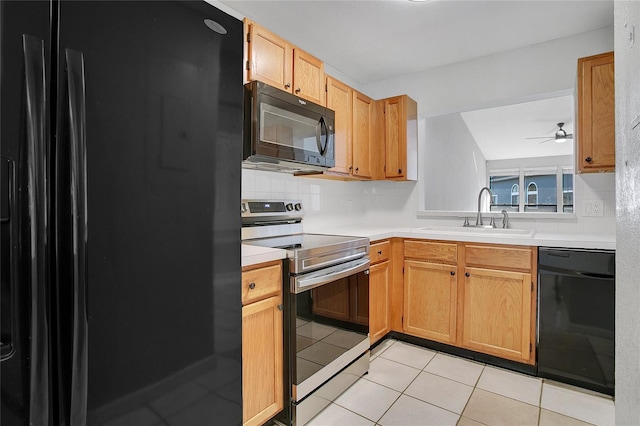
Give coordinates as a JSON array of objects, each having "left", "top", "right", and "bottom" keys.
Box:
[{"left": 582, "top": 199, "right": 604, "bottom": 217}]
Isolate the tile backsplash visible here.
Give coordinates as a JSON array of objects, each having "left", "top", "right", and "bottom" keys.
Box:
[{"left": 241, "top": 169, "right": 615, "bottom": 236}]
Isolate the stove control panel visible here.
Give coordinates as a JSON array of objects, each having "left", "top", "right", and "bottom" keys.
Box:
[{"left": 241, "top": 199, "right": 304, "bottom": 224}]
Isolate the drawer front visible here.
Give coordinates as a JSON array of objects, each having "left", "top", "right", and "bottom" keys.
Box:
[
  {"left": 465, "top": 244, "right": 532, "bottom": 271},
  {"left": 370, "top": 240, "right": 391, "bottom": 264},
  {"left": 242, "top": 262, "right": 282, "bottom": 305},
  {"left": 404, "top": 240, "right": 457, "bottom": 264}
]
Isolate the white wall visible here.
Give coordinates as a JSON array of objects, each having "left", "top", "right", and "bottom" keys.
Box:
[
  {"left": 614, "top": 1, "right": 640, "bottom": 423},
  {"left": 362, "top": 27, "right": 614, "bottom": 117},
  {"left": 424, "top": 114, "right": 487, "bottom": 211}
]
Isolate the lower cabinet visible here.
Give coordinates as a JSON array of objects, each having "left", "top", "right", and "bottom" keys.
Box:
[
  {"left": 241, "top": 261, "right": 283, "bottom": 426},
  {"left": 369, "top": 260, "right": 390, "bottom": 344},
  {"left": 461, "top": 267, "right": 532, "bottom": 363},
  {"left": 403, "top": 260, "right": 457, "bottom": 345},
  {"left": 401, "top": 240, "right": 536, "bottom": 365}
]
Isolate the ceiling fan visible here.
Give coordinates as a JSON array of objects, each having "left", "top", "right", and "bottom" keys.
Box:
[{"left": 526, "top": 122, "right": 573, "bottom": 144}]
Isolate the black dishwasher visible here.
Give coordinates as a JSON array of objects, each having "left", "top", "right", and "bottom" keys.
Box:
[{"left": 537, "top": 247, "right": 615, "bottom": 396}]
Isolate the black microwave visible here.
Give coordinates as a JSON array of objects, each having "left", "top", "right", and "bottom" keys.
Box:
[{"left": 243, "top": 81, "right": 335, "bottom": 174}]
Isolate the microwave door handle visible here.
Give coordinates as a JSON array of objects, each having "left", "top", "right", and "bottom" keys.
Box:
[{"left": 316, "top": 117, "right": 328, "bottom": 156}]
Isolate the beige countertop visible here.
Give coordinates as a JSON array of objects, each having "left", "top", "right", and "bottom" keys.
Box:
[
  {"left": 242, "top": 226, "right": 615, "bottom": 267},
  {"left": 241, "top": 244, "right": 287, "bottom": 267}
]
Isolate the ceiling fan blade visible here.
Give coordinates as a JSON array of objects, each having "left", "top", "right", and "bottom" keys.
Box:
[
  {"left": 539, "top": 138, "right": 554, "bottom": 144},
  {"left": 526, "top": 136, "right": 553, "bottom": 139},
  {"left": 567, "top": 134, "right": 574, "bottom": 139}
]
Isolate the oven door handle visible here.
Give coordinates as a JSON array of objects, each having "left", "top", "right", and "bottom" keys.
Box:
[{"left": 294, "top": 258, "right": 370, "bottom": 293}]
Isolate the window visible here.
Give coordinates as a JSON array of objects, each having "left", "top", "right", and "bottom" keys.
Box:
[
  {"left": 562, "top": 172, "right": 574, "bottom": 213},
  {"left": 489, "top": 175, "right": 519, "bottom": 212},
  {"left": 511, "top": 184, "right": 519, "bottom": 205},
  {"left": 527, "top": 182, "right": 538, "bottom": 206},
  {"left": 489, "top": 166, "right": 573, "bottom": 213}
]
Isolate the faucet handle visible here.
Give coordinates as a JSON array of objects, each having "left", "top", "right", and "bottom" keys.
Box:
[
  {"left": 463, "top": 217, "right": 469, "bottom": 227},
  {"left": 489, "top": 216, "right": 496, "bottom": 228}
]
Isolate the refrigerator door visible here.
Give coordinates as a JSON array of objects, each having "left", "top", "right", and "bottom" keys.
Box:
[
  {"left": 1, "top": 2, "right": 53, "bottom": 425},
  {"left": 54, "top": 1, "right": 243, "bottom": 424}
]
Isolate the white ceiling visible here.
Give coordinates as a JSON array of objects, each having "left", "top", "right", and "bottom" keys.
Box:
[
  {"left": 460, "top": 95, "right": 575, "bottom": 161},
  {"left": 219, "top": 0, "right": 613, "bottom": 86}
]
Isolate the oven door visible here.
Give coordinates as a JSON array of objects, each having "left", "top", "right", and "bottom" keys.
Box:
[{"left": 290, "top": 257, "right": 370, "bottom": 403}]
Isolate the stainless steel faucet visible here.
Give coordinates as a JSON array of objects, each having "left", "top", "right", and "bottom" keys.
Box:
[
  {"left": 501, "top": 209, "right": 510, "bottom": 229},
  {"left": 476, "top": 187, "right": 492, "bottom": 226}
]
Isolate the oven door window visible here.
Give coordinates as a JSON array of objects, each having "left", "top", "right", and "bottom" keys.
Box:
[{"left": 294, "top": 270, "right": 369, "bottom": 386}]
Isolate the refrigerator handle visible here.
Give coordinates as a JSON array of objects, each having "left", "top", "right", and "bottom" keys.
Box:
[
  {"left": 65, "top": 48, "right": 89, "bottom": 426},
  {"left": 22, "top": 34, "right": 51, "bottom": 426}
]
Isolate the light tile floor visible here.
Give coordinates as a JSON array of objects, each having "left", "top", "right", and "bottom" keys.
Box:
[{"left": 306, "top": 339, "right": 615, "bottom": 426}]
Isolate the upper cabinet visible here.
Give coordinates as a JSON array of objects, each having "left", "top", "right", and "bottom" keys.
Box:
[
  {"left": 326, "top": 77, "right": 353, "bottom": 175},
  {"left": 576, "top": 51, "right": 615, "bottom": 173},
  {"left": 325, "top": 76, "right": 379, "bottom": 180},
  {"left": 352, "top": 90, "right": 378, "bottom": 179},
  {"left": 379, "top": 95, "right": 418, "bottom": 181},
  {"left": 244, "top": 19, "right": 325, "bottom": 105}
]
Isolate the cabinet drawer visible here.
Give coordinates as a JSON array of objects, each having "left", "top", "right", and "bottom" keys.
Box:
[
  {"left": 464, "top": 244, "right": 532, "bottom": 271},
  {"left": 404, "top": 240, "right": 457, "bottom": 264},
  {"left": 242, "top": 261, "right": 282, "bottom": 305},
  {"left": 370, "top": 240, "right": 391, "bottom": 264}
]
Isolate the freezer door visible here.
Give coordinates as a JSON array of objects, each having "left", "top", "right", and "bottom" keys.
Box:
[
  {"left": 1, "top": 2, "right": 53, "bottom": 425},
  {"left": 55, "top": 1, "right": 243, "bottom": 425}
]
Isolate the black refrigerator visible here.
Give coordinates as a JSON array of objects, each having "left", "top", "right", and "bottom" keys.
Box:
[{"left": 1, "top": 1, "right": 243, "bottom": 424}]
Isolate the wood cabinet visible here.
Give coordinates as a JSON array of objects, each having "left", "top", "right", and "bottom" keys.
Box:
[
  {"left": 369, "top": 240, "right": 392, "bottom": 344},
  {"left": 324, "top": 77, "right": 379, "bottom": 180},
  {"left": 244, "top": 19, "right": 325, "bottom": 105},
  {"left": 460, "top": 244, "right": 536, "bottom": 364},
  {"left": 461, "top": 267, "right": 532, "bottom": 362},
  {"left": 577, "top": 51, "right": 615, "bottom": 173},
  {"left": 401, "top": 240, "right": 537, "bottom": 365},
  {"left": 352, "top": 90, "right": 377, "bottom": 179},
  {"left": 379, "top": 95, "right": 418, "bottom": 181},
  {"left": 326, "top": 77, "right": 353, "bottom": 175},
  {"left": 241, "top": 260, "right": 283, "bottom": 426},
  {"left": 403, "top": 241, "right": 458, "bottom": 345}
]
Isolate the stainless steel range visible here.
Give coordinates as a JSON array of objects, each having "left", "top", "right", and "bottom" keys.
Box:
[{"left": 241, "top": 200, "right": 370, "bottom": 425}]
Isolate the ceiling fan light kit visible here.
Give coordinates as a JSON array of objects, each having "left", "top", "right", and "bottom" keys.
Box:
[{"left": 526, "top": 122, "right": 574, "bottom": 144}]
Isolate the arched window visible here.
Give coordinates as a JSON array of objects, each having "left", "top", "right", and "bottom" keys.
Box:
[
  {"left": 527, "top": 182, "right": 538, "bottom": 206},
  {"left": 511, "top": 184, "right": 519, "bottom": 206}
]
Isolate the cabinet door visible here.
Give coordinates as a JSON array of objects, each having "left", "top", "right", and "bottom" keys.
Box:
[
  {"left": 403, "top": 260, "right": 457, "bottom": 344},
  {"left": 352, "top": 90, "right": 375, "bottom": 178},
  {"left": 461, "top": 267, "right": 533, "bottom": 363},
  {"left": 293, "top": 48, "right": 325, "bottom": 105},
  {"left": 383, "top": 96, "right": 406, "bottom": 179},
  {"left": 242, "top": 295, "right": 283, "bottom": 426},
  {"left": 577, "top": 51, "right": 615, "bottom": 172},
  {"left": 369, "top": 261, "right": 390, "bottom": 344},
  {"left": 247, "top": 22, "right": 293, "bottom": 92},
  {"left": 326, "top": 77, "right": 353, "bottom": 175}
]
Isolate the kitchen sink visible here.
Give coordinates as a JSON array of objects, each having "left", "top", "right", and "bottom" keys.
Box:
[{"left": 414, "top": 225, "right": 536, "bottom": 238}]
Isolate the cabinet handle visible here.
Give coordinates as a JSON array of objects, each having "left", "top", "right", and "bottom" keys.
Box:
[
  {"left": 295, "top": 88, "right": 301, "bottom": 94},
  {"left": 355, "top": 167, "right": 359, "bottom": 173},
  {"left": 248, "top": 282, "right": 256, "bottom": 290},
  {"left": 398, "top": 168, "right": 402, "bottom": 174},
  {"left": 277, "top": 304, "right": 283, "bottom": 311},
  {"left": 465, "top": 272, "right": 470, "bottom": 277},
  {"left": 284, "top": 83, "right": 291, "bottom": 89},
  {"left": 348, "top": 166, "right": 353, "bottom": 171},
  {"left": 585, "top": 156, "right": 592, "bottom": 163},
  {"left": 451, "top": 271, "right": 456, "bottom": 276},
  {"left": 377, "top": 250, "right": 382, "bottom": 255}
]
